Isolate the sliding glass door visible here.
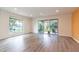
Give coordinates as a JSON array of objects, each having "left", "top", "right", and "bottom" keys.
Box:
[
  {"left": 44, "top": 21, "right": 50, "bottom": 33},
  {"left": 38, "top": 19, "right": 58, "bottom": 34},
  {"left": 49, "top": 20, "right": 58, "bottom": 34},
  {"left": 38, "top": 20, "right": 44, "bottom": 33}
]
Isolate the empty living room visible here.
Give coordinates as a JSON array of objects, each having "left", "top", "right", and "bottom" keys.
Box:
[{"left": 0, "top": 7, "right": 79, "bottom": 52}]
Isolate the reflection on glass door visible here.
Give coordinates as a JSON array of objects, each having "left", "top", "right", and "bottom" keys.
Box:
[
  {"left": 44, "top": 21, "right": 50, "bottom": 33},
  {"left": 38, "top": 19, "right": 58, "bottom": 34}
]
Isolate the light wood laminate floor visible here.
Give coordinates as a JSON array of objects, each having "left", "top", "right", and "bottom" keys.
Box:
[{"left": 0, "top": 33, "right": 79, "bottom": 52}]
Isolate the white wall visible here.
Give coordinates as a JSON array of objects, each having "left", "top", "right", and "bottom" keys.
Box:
[
  {"left": 58, "top": 14, "right": 72, "bottom": 37},
  {"left": 33, "top": 13, "right": 72, "bottom": 37},
  {"left": 0, "top": 10, "right": 33, "bottom": 39},
  {"left": 33, "top": 19, "right": 38, "bottom": 33}
]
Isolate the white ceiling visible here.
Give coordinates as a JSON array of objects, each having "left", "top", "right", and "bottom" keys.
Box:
[{"left": 0, "top": 7, "right": 77, "bottom": 18}]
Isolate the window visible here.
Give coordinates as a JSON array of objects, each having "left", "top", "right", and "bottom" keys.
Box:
[{"left": 9, "top": 16, "right": 24, "bottom": 32}]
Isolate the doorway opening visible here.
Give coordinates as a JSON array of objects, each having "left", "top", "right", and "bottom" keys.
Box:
[{"left": 38, "top": 19, "right": 58, "bottom": 34}]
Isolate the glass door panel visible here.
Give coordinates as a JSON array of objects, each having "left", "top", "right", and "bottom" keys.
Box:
[
  {"left": 50, "top": 20, "right": 58, "bottom": 34},
  {"left": 38, "top": 20, "right": 44, "bottom": 33},
  {"left": 38, "top": 19, "right": 58, "bottom": 34}
]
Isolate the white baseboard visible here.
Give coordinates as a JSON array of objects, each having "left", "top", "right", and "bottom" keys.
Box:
[
  {"left": 59, "top": 34, "right": 72, "bottom": 37},
  {"left": 72, "top": 37, "right": 79, "bottom": 43}
]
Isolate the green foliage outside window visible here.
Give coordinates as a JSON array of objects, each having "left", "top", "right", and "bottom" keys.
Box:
[
  {"left": 9, "top": 16, "right": 23, "bottom": 32},
  {"left": 38, "top": 20, "right": 44, "bottom": 33},
  {"left": 50, "top": 20, "right": 58, "bottom": 33},
  {"left": 38, "top": 19, "right": 58, "bottom": 33}
]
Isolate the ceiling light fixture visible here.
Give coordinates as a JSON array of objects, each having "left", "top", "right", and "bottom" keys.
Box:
[
  {"left": 56, "top": 10, "right": 59, "bottom": 13},
  {"left": 30, "top": 14, "right": 33, "bottom": 17},
  {"left": 14, "top": 8, "right": 17, "bottom": 10},
  {"left": 40, "top": 13, "right": 44, "bottom": 15}
]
